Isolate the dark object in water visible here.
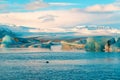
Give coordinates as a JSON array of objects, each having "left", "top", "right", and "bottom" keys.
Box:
[{"left": 46, "top": 61, "right": 49, "bottom": 63}]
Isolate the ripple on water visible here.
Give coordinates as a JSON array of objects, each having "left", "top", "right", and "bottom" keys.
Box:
[{"left": 0, "top": 51, "right": 120, "bottom": 80}]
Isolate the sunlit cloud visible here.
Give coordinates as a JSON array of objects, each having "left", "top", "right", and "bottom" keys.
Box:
[
  {"left": 85, "top": 4, "right": 120, "bottom": 12},
  {"left": 49, "top": 2, "right": 78, "bottom": 6},
  {"left": 0, "top": 0, "right": 80, "bottom": 12},
  {"left": 0, "top": 0, "right": 119, "bottom": 32},
  {"left": 38, "top": 15, "right": 57, "bottom": 23},
  {"left": 25, "top": 0, "right": 49, "bottom": 10},
  {"left": 0, "top": 9, "right": 119, "bottom": 28},
  {"left": 24, "top": 0, "right": 79, "bottom": 10}
]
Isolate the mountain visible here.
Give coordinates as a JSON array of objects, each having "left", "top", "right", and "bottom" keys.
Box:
[
  {"left": 0, "top": 24, "right": 119, "bottom": 39},
  {"left": 71, "top": 25, "right": 120, "bottom": 36},
  {"left": 0, "top": 24, "right": 39, "bottom": 38},
  {"left": 0, "top": 25, "right": 14, "bottom": 38}
]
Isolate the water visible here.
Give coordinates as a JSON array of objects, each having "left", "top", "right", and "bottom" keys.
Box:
[{"left": 0, "top": 49, "right": 120, "bottom": 80}]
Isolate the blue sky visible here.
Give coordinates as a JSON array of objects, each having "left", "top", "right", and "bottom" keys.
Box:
[
  {"left": 0, "top": 0, "right": 120, "bottom": 29},
  {"left": 45, "top": 0, "right": 115, "bottom": 7},
  {"left": 0, "top": 0, "right": 116, "bottom": 12}
]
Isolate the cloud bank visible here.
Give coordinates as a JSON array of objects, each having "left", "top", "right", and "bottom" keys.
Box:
[{"left": 0, "top": 9, "right": 120, "bottom": 28}]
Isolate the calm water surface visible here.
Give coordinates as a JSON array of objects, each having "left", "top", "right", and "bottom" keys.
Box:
[{"left": 0, "top": 48, "right": 120, "bottom": 80}]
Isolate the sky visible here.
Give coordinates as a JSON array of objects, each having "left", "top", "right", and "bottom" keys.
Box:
[
  {"left": 0, "top": 0, "right": 120, "bottom": 29},
  {"left": 0, "top": 0, "right": 115, "bottom": 12}
]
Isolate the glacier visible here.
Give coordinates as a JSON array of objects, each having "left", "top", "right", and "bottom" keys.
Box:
[
  {"left": 1, "top": 35, "right": 16, "bottom": 48},
  {"left": 85, "top": 36, "right": 120, "bottom": 52},
  {"left": 0, "top": 24, "right": 120, "bottom": 52},
  {"left": 111, "top": 38, "right": 120, "bottom": 52},
  {"left": 0, "top": 24, "right": 120, "bottom": 38}
]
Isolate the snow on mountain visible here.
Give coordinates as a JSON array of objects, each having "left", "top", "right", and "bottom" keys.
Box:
[
  {"left": 0, "top": 25, "right": 14, "bottom": 38},
  {"left": 0, "top": 24, "right": 38, "bottom": 32},
  {"left": 0, "top": 24, "right": 39, "bottom": 38},
  {"left": 0, "top": 24, "right": 119, "bottom": 38},
  {"left": 71, "top": 25, "right": 120, "bottom": 36}
]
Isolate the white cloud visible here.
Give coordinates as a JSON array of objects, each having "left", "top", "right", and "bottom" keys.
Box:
[
  {"left": 84, "top": 0, "right": 120, "bottom": 13},
  {"left": 0, "top": 0, "right": 48, "bottom": 11},
  {"left": 85, "top": 4, "right": 120, "bottom": 12},
  {"left": 0, "top": 0, "right": 120, "bottom": 30},
  {"left": 0, "top": 0, "right": 119, "bottom": 13},
  {"left": 0, "top": 0, "right": 119, "bottom": 36},
  {"left": 38, "top": 15, "right": 57, "bottom": 23},
  {"left": 24, "top": 0, "right": 78, "bottom": 10},
  {"left": 25, "top": 0, "right": 49, "bottom": 10},
  {"left": 49, "top": 2, "right": 78, "bottom": 6},
  {"left": 0, "top": 9, "right": 119, "bottom": 29}
]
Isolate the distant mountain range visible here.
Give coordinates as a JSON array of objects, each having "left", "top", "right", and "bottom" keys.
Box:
[
  {"left": 0, "top": 24, "right": 14, "bottom": 38},
  {"left": 0, "top": 24, "right": 39, "bottom": 38},
  {"left": 0, "top": 24, "right": 119, "bottom": 38}
]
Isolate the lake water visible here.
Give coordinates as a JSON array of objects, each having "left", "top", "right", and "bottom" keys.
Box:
[{"left": 0, "top": 48, "right": 120, "bottom": 80}]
